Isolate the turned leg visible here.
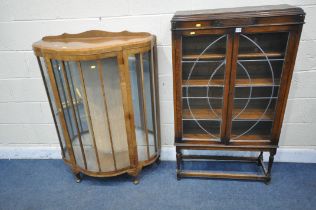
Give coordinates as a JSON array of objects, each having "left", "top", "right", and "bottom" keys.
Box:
[
  {"left": 265, "top": 150, "right": 276, "bottom": 184},
  {"left": 176, "top": 150, "right": 182, "bottom": 180},
  {"left": 257, "top": 151, "right": 263, "bottom": 166}
]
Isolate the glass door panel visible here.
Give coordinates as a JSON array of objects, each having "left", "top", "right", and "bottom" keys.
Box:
[
  {"left": 128, "top": 54, "right": 147, "bottom": 161},
  {"left": 181, "top": 34, "right": 227, "bottom": 141},
  {"left": 64, "top": 61, "right": 98, "bottom": 171},
  {"left": 99, "top": 58, "right": 130, "bottom": 169},
  {"left": 80, "top": 60, "right": 114, "bottom": 172},
  {"left": 142, "top": 51, "right": 157, "bottom": 158},
  {"left": 39, "top": 57, "right": 69, "bottom": 161},
  {"left": 128, "top": 50, "right": 158, "bottom": 161},
  {"left": 51, "top": 56, "right": 130, "bottom": 172},
  {"left": 52, "top": 60, "right": 86, "bottom": 169},
  {"left": 231, "top": 32, "right": 289, "bottom": 141}
]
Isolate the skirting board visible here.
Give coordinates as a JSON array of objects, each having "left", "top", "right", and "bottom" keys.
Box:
[{"left": 0, "top": 145, "right": 316, "bottom": 163}]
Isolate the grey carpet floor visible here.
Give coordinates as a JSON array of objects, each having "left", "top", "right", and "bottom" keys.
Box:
[{"left": 0, "top": 160, "right": 316, "bottom": 210}]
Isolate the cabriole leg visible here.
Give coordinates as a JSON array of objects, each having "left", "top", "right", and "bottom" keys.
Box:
[
  {"left": 128, "top": 166, "right": 141, "bottom": 185},
  {"left": 75, "top": 172, "right": 82, "bottom": 183},
  {"left": 71, "top": 168, "right": 82, "bottom": 183},
  {"left": 132, "top": 175, "right": 140, "bottom": 185}
]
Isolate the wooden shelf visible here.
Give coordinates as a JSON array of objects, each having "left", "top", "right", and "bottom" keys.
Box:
[
  {"left": 183, "top": 108, "right": 222, "bottom": 120},
  {"left": 176, "top": 138, "right": 273, "bottom": 150},
  {"left": 182, "top": 78, "right": 224, "bottom": 86},
  {"left": 182, "top": 108, "right": 273, "bottom": 121},
  {"left": 182, "top": 78, "right": 280, "bottom": 87},
  {"left": 238, "top": 52, "right": 284, "bottom": 59},
  {"left": 235, "top": 78, "right": 280, "bottom": 87},
  {"left": 182, "top": 52, "right": 284, "bottom": 60},
  {"left": 182, "top": 53, "right": 225, "bottom": 60},
  {"left": 231, "top": 134, "right": 270, "bottom": 141},
  {"left": 182, "top": 133, "right": 220, "bottom": 140},
  {"left": 182, "top": 133, "right": 270, "bottom": 141},
  {"left": 232, "top": 108, "right": 274, "bottom": 121}
]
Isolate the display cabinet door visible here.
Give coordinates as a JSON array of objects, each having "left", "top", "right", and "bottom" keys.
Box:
[
  {"left": 228, "top": 31, "right": 290, "bottom": 144},
  {"left": 180, "top": 32, "right": 233, "bottom": 143},
  {"left": 48, "top": 55, "right": 130, "bottom": 172},
  {"left": 128, "top": 49, "right": 159, "bottom": 161},
  {"left": 38, "top": 57, "right": 69, "bottom": 160}
]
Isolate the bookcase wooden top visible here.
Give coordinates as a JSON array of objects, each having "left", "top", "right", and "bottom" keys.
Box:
[{"left": 172, "top": 4, "right": 305, "bottom": 21}]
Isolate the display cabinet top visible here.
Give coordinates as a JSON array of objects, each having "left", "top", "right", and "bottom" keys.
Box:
[
  {"left": 33, "top": 30, "right": 154, "bottom": 56},
  {"left": 172, "top": 4, "right": 305, "bottom": 21}
]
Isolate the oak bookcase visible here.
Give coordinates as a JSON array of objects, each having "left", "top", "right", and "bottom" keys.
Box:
[{"left": 171, "top": 5, "right": 305, "bottom": 182}]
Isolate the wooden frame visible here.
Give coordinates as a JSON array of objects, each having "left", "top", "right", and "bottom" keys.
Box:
[
  {"left": 33, "top": 30, "right": 161, "bottom": 184},
  {"left": 172, "top": 5, "right": 305, "bottom": 183}
]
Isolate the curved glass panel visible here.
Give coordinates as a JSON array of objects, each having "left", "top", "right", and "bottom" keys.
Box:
[
  {"left": 64, "top": 61, "right": 98, "bottom": 171},
  {"left": 50, "top": 57, "right": 130, "bottom": 172},
  {"left": 129, "top": 54, "right": 147, "bottom": 161},
  {"left": 100, "top": 58, "right": 130, "bottom": 169},
  {"left": 142, "top": 52, "right": 157, "bottom": 157},
  {"left": 39, "top": 57, "right": 69, "bottom": 160},
  {"left": 129, "top": 50, "right": 158, "bottom": 161},
  {"left": 80, "top": 60, "right": 114, "bottom": 172},
  {"left": 51, "top": 60, "right": 85, "bottom": 168}
]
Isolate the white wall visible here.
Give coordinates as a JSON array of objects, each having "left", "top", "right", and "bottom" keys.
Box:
[{"left": 0, "top": 0, "right": 315, "bottom": 161}]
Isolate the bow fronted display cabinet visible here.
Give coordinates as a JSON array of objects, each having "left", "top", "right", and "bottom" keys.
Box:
[
  {"left": 33, "top": 30, "right": 160, "bottom": 184},
  {"left": 171, "top": 5, "right": 305, "bottom": 182}
]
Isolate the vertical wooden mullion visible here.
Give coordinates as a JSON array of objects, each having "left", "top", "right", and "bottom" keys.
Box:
[
  {"left": 153, "top": 45, "right": 161, "bottom": 154},
  {"left": 37, "top": 57, "right": 65, "bottom": 158},
  {"left": 172, "top": 32, "right": 183, "bottom": 141},
  {"left": 44, "top": 58, "right": 76, "bottom": 165},
  {"left": 149, "top": 49, "right": 158, "bottom": 153},
  {"left": 55, "top": 65, "right": 75, "bottom": 137},
  {"left": 97, "top": 60, "right": 117, "bottom": 170},
  {"left": 77, "top": 62, "right": 102, "bottom": 172},
  {"left": 224, "top": 33, "right": 239, "bottom": 144},
  {"left": 61, "top": 61, "right": 87, "bottom": 170},
  {"left": 220, "top": 34, "right": 234, "bottom": 142},
  {"left": 271, "top": 28, "right": 302, "bottom": 144},
  {"left": 137, "top": 54, "right": 150, "bottom": 159},
  {"left": 121, "top": 51, "right": 138, "bottom": 168}
]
